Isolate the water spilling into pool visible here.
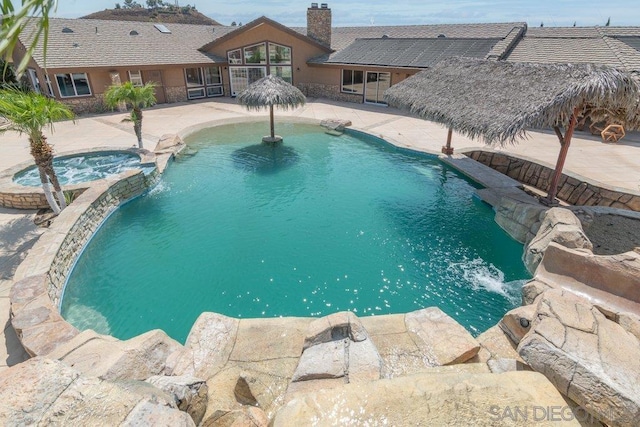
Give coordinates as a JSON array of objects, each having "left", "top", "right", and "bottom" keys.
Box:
[
  {"left": 62, "top": 122, "right": 529, "bottom": 342},
  {"left": 13, "top": 152, "right": 154, "bottom": 186}
]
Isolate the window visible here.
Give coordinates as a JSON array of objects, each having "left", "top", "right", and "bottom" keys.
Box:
[
  {"left": 44, "top": 75, "right": 54, "bottom": 96},
  {"left": 27, "top": 69, "right": 41, "bottom": 94},
  {"left": 270, "top": 66, "right": 292, "bottom": 84},
  {"left": 187, "top": 88, "right": 206, "bottom": 99},
  {"left": 244, "top": 43, "right": 267, "bottom": 64},
  {"left": 128, "top": 70, "right": 143, "bottom": 87},
  {"left": 55, "top": 73, "right": 91, "bottom": 97},
  {"left": 229, "top": 67, "right": 267, "bottom": 96},
  {"left": 185, "top": 66, "right": 223, "bottom": 99},
  {"left": 228, "top": 49, "right": 242, "bottom": 65},
  {"left": 204, "top": 67, "right": 221, "bottom": 85},
  {"left": 207, "top": 86, "right": 223, "bottom": 97},
  {"left": 269, "top": 43, "right": 291, "bottom": 64},
  {"left": 341, "top": 69, "right": 364, "bottom": 94},
  {"left": 185, "top": 68, "right": 204, "bottom": 87}
]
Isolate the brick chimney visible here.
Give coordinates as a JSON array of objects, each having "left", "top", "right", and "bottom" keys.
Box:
[{"left": 307, "top": 3, "right": 331, "bottom": 47}]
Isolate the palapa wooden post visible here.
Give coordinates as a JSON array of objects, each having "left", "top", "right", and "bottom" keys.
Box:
[
  {"left": 441, "top": 127, "right": 454, "bottom": 155},
  {"left": 543, "top": 107, "right": 579, "bottom": 206},
  {"left": 269, "top": 104, "right": 275, "bottom": 139}
]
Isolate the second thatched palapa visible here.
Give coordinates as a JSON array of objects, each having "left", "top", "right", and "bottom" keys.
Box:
[
  {"left": 384, "top": 57, "right": 640, "bottom": 204},
  {"left": 237, "top": 75, "right": 306, "bottom": 143}
]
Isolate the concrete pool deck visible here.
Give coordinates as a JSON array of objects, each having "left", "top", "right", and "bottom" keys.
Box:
[{"left": 1, "top": 97, "right": 640, "bottom": 372}]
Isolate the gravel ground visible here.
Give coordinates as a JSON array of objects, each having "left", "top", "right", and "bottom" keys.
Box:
[{"left": 582, "top": 214, "right": 640, "bottom": 255}]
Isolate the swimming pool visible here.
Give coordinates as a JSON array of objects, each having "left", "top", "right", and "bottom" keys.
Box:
[{"left": 61, "top": 122, "right": 529, "bottom": 342}]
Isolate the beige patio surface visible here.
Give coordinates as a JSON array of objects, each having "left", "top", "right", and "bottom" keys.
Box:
[{"left": 1, "top": 97, "right": 639, "bottom": 371}]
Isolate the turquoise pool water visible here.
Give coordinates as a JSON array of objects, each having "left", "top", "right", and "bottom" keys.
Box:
[
  {"left": 61, "top": 122, "right": 529, "bottom": 343},
  {"left": 13, "top": 152, "right": 154, "bottom": 186}
]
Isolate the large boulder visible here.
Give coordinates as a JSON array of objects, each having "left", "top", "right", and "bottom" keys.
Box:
[
  {"left": 0, "top": 357, "right": 194, "bottom": 426},
  {"left": 291, "top": 311, "right": 382, "bottom": 387},
  {"left": 518, "top": 289, "right": 640, "bottom": 426},
  {"left": 273, "top": 371, "right": 580, "bottom": 426},
  {"left": 147, "top": 374, "right": 208, "bottom": 425},
  {"left": 168, "top": 312, "right": 240, "bottom": 378},
  {"left": 523, "top": 208, "right": 593, "bottom": 275},
  {"left": 46, "top": 329, "right": 182, "bottom": 381},
  {"left": 405, "top": 307, "right": 480, "bottom": 365},
  {"left": 494, "top": 196, "right": 545, "bottom": 244}
]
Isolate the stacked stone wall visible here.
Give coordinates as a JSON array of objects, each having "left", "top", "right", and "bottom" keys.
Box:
[
  {"left": 46, "top": 171, "right": 150, "bottom": 306},
  {"left": 164, "top": 86, "right": 188, "bottom": 104},
  {"left": 297, "top": 82, "right": 363, "bottom": 104},
  {"left": 465, "top": 150, "right": 640, "bottom": 212}
]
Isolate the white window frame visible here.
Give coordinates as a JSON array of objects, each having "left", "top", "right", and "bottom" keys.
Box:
[
  {"left": 27, "top": 69, "right": 41, "bottom": 94},
  {"left": 185, "top": 66, "right": 223, "bottom": 99},
  {"left": 187, "top": 88, "right": 206, "bottom": 99},
  {"left": 44, "top": 75, "right": 54, "bottom": 96},
  {"left": 128, "top": 70, "right": 144, "bottom": 87},
  {"left": 341, "top": 69, "right": 364, "bottom": 94},
  {"left": 268, "top": 43, "right": 292, "bottom": 65},
  {"left": 243, "top": 42, "right": 267, "bottom": 64},
  {"left": 55, "top": 72, "right": 92, "bottom": 98},
  {"left": 207, "top": 86, "right": 224, "bottom": 97},
  {"left": 227, "top": 48, "right": 242, "bottom": 65}
]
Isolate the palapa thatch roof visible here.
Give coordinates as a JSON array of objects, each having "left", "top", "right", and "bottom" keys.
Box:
[
  {"left": 237, "top": 75, "right": 306, "bottom": 111},
  {"left": 384, "top": 57, "right": 640, "bottom": 145}
]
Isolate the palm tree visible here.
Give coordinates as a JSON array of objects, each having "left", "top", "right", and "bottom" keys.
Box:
[
  {"left": 104, "top": 82, "right": 156, "bottom": 148},
  {"left": 0, "top": 89, "right": 74, "bottom": 214}
]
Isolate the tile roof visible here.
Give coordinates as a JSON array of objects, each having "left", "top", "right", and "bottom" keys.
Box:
[
  {"left": 506, "top": 26, "right": 640, "bottom": 72},
  {"left": 310, "top": 37, "right": 500, "bottom": 68},
  {"left": 21, "top": 18, "right": 234, "bottom": 69},
  {"left": 291, "top": 22, "right": 526, "bottom": 51}
]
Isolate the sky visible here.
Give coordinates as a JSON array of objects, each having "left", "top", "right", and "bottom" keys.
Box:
[{"left": 52, "top": 0, "right": 638, "bottom": 27}]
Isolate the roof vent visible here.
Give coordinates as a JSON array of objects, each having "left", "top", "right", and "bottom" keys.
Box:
[
  {"left": 62, "top": 27, "right": 74, "bottom": 33},
  {"left": 437, "top": 34, "right": 446, "bottom": 38},
  {"left": 130, "top": 30, "right": 139, "bottom": 36},
  {"left": 72, "top": 43, "right": 79, "bottom": 48},
  {"left": 381, "top": 34, "right": 389, "bottom": 39},
  {"left": 154, "top": 23, "right": 171, "bottom": 33}
]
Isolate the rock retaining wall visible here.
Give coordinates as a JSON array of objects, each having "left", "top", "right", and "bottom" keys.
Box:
[
  {"left": 464, "top": 149, "right": 640, "bottom": 211},
  {"left": 10, "top": 167, "right": 159, "bottom": 357},
  {"left": 296, "top": 83, "right": 364, "bottom": 103}
]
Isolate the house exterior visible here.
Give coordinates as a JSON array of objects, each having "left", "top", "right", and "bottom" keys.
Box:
[{"left": 13, "top": 3, "right": 640, "bottom": 114}]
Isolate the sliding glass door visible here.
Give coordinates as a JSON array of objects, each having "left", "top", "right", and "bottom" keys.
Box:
[{"left": 364, "top": 71, "right": 390, "bottom": 105}]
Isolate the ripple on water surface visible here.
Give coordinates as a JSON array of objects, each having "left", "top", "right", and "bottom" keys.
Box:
[{"left": 61, "top": 122, "right": 530, "bottom": 342}]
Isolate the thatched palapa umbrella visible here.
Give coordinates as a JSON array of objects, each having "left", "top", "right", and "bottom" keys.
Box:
[
  {"left": 385, "top": 57, "right": 640, "bottom": 205},
  {"left": 237, "top": 75, "right": 306, "bottom": 143}
]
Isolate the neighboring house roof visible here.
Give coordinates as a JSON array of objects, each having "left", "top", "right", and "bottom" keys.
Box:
[
  {"left": 21, "top": 18, "right": 234, "bottom": 69},
  {"left": 506, "top": 26, "right": 640, "bottom": 72},
  {"left": 200, "top": 16, "right": 333, "bottom": 53},
  {"left": 291, "top": 22, "right": 526, "bottom": 51},
  {"left": 309, "top": 37, "right": 501, "bottom": 68}
]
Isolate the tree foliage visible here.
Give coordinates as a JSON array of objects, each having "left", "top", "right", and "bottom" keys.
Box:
[
  {"left": 0, "top": 88, "right": 75, "bottom": 212},
  {"left": 0, "top": 0, "right": 58, "bottom": 76},
  {"left": 104, "top": 81, "right": 156, "bottom": 148}
]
